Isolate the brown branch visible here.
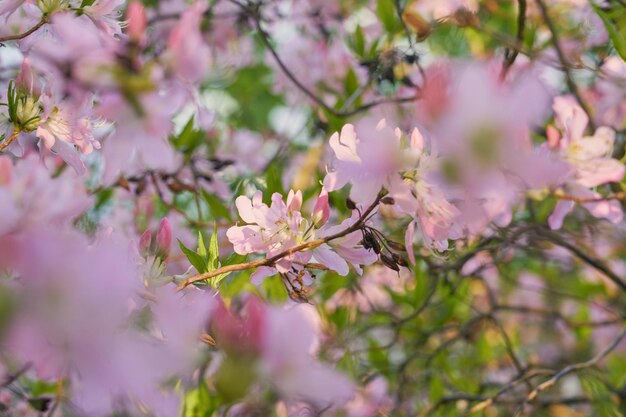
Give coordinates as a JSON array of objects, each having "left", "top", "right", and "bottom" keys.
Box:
[
  {"left": 0, "top": 129, "right": 20, "bottom": 152},
  {"left": 0, "top": 16, "right": 48, "bottom": 44},
  {"left": 532, "top": 227, "right": 626, "bottom": 292},
  {"left": 176, "top": 193, "right": 384, "bottom": 290},
  {"left": 535, "top": 0, "right": 596, "bottom": 130},
  {"left": 514, "top": 326, "right": 626, "bottom": 416},
  {"left": 554, "top": 191, "right": 625, "bottom": 203},
  {"left": 238, "top": 2, "right": 418, "bottom": 118}
]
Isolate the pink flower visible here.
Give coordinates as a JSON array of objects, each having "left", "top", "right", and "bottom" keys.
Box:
[
  {"left": 3, "top": 230, "right": 215, "bottom": 417},
  {"left": 324, "top": 120, "right": 407, "bottom": 205},
  {"left": 0, "top": 0, "right": 26, "bottom": 20},
  {"left": 391, "top": 128, "right": 462, "bottom": 254},
  {"left": 82, "top": 0, "right": 126, "bottom": 37},
  {"left": 210, "top": 297, "right": 355, "bottom": 408},
  {"left": 261, "top": 303, "right": 355, "bottom": 408},
  {"left": 548, "top": 96, "right": 625, "bottom": 229},
  {"left": 312, "top": 188, "right": 330, "bottom": 227},
  {"left": 98, "top": 90, "right": 182, "bottom": 182},
  {"left": 0, "top": 155, "right": 90, "bottom": 236},
  {"left": 228, "top": 189, "right": 375, "bottom": 283},
  {"left": 166, "top": 1, "right": 212, "bottom": 83},
  {"left": 126, "top": 1, "right": 147, "bottom": 44}
]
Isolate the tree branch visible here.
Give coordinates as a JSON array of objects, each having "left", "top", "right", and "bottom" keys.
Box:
[
  {"left": 0, "top": 16, "right": 48, "bottom": 45},
  {"left": 514, "top": 326, "right": 626, "bottom": 415},
  {"left": 535, "top": 0, "right": 596, "bottom": 130},
  {"left": 237, "top": 1, "right": 418, "bottom": 118}
]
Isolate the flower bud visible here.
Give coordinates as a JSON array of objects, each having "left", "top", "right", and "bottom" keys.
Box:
[
  {"left": 126, "top": 2, "right": 147, "bottom": 45},
  {"left": 155, "top": 218, "right": 172, "bottom": 260},
  {"left": 16, "top": 60, "right": 41, "bottom": 98},
  {"left": 312, "top": 189, "right": 330, "bottom": 228},
  {"left": 139, "top": 228, "right": 152, "bottom": 257}
]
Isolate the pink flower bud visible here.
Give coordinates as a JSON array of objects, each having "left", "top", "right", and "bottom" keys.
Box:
[
  {"left": 312, "top": 188, "right": 330, "bottom": 228},
  {"left": 139, "top": 228, "right": 152, "bottom": 257},
  {"left": 15, "top": 59, "right": 40, "bottom": 97},
  {"left": 546, "top": 125, "right": 560, "bottom": 149},
  {"left": 156, "top": 218, "right": 172, "bottom": 259},
  {"left": 410, "top": 127, "right": 425, "bottom": 150},
  {"left": 126, "top": 2, "right": 147, "bottom": 44}
]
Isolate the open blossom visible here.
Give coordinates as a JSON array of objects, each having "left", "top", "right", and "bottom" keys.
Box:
[
  {"left": 392, "top": 128, "right": 462, "bottom": 254},
  {"left": 227, "top": 189, "right": 374, "bottom": 284},
  {"left": 548, "top": 96, "right": 625, "bottom": 229},
  {"left": 1, "top": 230, "right": 215, "bottom": 417},
  {"left": 98, "top": 90, "right": 182, "bottom": 182},
  {"left": 324, "top": 119, "right": 408, "bottom": 205},
  {"left": 81, "top": 0, "right": 126, "bottom": 37},
  {"left": 212, "top": 297, "right": 355, "bottom": 408},
  {"left": 165, "top": 0, "right": 212, "bottom": 84},
  {"left": 2, "top": 60, "right": 101, "bottom": 174},
  {"left": 0, "top": 155, "right": 90, "bottom": 236}
]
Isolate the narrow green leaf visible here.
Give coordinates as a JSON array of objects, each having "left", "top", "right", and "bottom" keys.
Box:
[
  {"left": 208, "top": 225, "right": 219, "bottom": 272},
  {"left": 202, "top": 191, "right": 232, "bottom": 221},
  {"left": 593, "top": 4, "right": 626, "bottom": 61},
  {"left": 377, "top": 0, "right": 400, "bottom": 34},
  {"left": 197, "top": 232, "right": 207, "bottom": 259},
  {"left": 178, "top": 239, "right": 207, "bottom": 274}
]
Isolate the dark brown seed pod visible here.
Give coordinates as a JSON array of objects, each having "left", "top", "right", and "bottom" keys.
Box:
[
  {"left": 380, "top": 254, "right": 400, "bottom": 272},
  {"left": 380, "top": 196, "right": 395, "bottom": 205},
  {"left": 386, "top": 240, "right": 406, "bottom": 252},
  {"left": 392, "top": 253, "right": 409, "bottom": 268},
  {"left": 346, "top": 198, "right": 357, "bottom": 210}
]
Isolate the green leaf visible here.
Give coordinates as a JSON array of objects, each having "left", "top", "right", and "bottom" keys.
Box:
[
  {"left": 179, "top": 239, "right": 207, "bottom": 274},
  {"left": 201, "top": 191, "right": 232, "bottom": 221},
  {"left": 208, "top": 225, "right": 219, "bottom": 272},
  {"left": 377, "top": 0, "right": 401, "bottom": 34},
  {"left": 79, "top": 0, "right": 97, "bottom": 8},
  {"left": 592, "top": 5, "right": 626, "bottom": 61},
  {"left": 264, "top": 163, "right": 284, "bottom": 197},
  {"left": 225, "top": 64, "right": 283, "bottom": 130},
  {"left": 184, "top": 381, "right": 215, "bottom": 417},
  {"left": 428, "top": 23, "right": 470, "bottom": 57},
  {"left": 350, "top": 25, "right": 366, "bottom": 57},
  {"left": 197, "top": 232, "right": 207, "bottom": 259},
  {"left": 261, "top": 274, "right": 288, "bottom": 303},
  {"left": 171, "top": 116, "right": 206, "bottom": 152}
]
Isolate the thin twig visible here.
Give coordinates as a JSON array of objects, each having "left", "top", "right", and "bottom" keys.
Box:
[
  {"left": 514, "top": 326, "right": 626, "bottom": 416},
  {"left": 533, "top": 227, "right": 626, "bottom": 292},
  {"left": 535, "top": 0, "right": 596, "bottom": 130},
  {"left": 0, "top": 129, "right": 20, "bottom": 152},
  {"left": 238, "top": 2, "right": 417, "bottom": 118},
  {"left": 0, "top": 16, "right": 48, "bottom": 44}
]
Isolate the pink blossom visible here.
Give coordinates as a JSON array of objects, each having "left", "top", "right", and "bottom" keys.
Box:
[
  {"left": 228, "top": 190, "right": 375, "bottom": 283},
  {"left": 261, "top": 303, "right": 355, "bottom": 408},
  {"left": 166, "top": 1, "right": 212, "bottom": 83},
  {"left": 0, "top": 155, "right": 90, "bottom": 236},
  {"left": 126, "top": 1, "right": 147, "bottom": 44},
  {"left": 324, "top": 120, "right": 407, "bottom": 206},
  {"left": 548, "top": 96, "right": 625, "bottom": 229},
  {"left": 98, "top": 90, "right": 182, "bottom": 182}
]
